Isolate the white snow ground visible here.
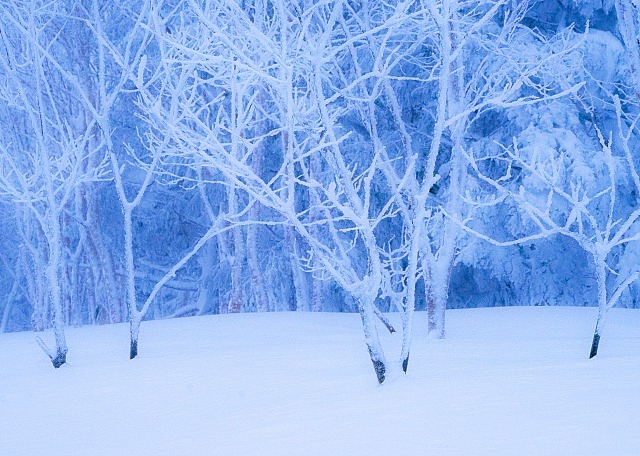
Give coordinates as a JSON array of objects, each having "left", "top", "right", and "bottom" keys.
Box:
[{"left": 1, "top": 307, "right": 639, "bottom": 455}]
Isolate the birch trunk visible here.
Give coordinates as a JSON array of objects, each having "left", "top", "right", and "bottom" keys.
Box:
[
  {"left": 311, "top": 275, "right": 326, "bottom": 313},
  {"left": 309, "top": 152, "right": 325, "bottom": 312},
  {"left": 130, "top": 314, "right": 141, "bottom": 360},
  {"left": 228, "top": 225, "right": 245, "bottom": 314},
  {"left": 217, "top": 231, "right": 231, "bottom": 314},
  {"left": 401, "top": 199, "right": 425, "bottom": 372},
  {"left": 83, "top": 139, "right": 122, "bottom": 323},
  {"left": 85, "top": 210, "right": 121, "bottom": 323},
  {"left": 284, "top": 226, "right": 310, "bottom": 311},
  {"left": 122, "top": 206, "right": 141, "bottom": 358},
  {"left": 358, "top": 294, "right": 387, "bottom": 384},
  {"left": 45, "top": 208, "right": 68, "bottom": 368},
  {"left": 247, "top": 148, "right": 269, "bottom": 312},
  {"left": 427, "top": 134, "right": 464, "bottom": 338},
  {"left": 0, "top": 267, "right": 19, "bottom": 333},
  {"left": 418, "top": 2, "right": 453, "bottom": 340},
  {"left": 227, "top": 185, "right": 245, "bottom": 314},
  {"left": 590, "top": 253, "right": 610, "bottom": 358},
  {"left": 425, "top": 4, "right": 466, "bottom": 339},
  {"left": 196, "top": 241, "right": 216, "bottom": 315},
  {"left": 21, "top": 218, "right": 48, "bottom": 332}
]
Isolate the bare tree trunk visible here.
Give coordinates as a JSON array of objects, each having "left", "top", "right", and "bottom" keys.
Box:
[
  {"left": 427, "top": 275, "right": 448, "bottom": 339},
  {"left": 401, "top": 202, "right": 424, "bottom": 372},
  {"left": 84, "top": 152, "right": 122, "bottom": 323},
  {"left": 587, "top": 248, "right": 637, "bottom": 358},
  {"left": 122, "top": 204, "right": 139, "bottom": 358},
  {"left": 19, "top": 212, "right": 48, "bottom": 331},
  {"left": 69, "top": 191, "right": 86, "bottom": 327},
  {"left": 425, "top": 198, "right": 460, "bottom": 339},
  {"left": 425, "top": 15, "right": 466, "bottom": 339},
  {"left": 0, "top": 268, "right": 19, "bottom": 333},
  {"left": 590, "top": 253, "right": 609, "bottom": 358},
  {"left": 309, "top": 152, "right": 325, "bottom": 312},
  {"left": 284, "top": 226, "right": 310, "bottom": 311},
  {"left": 77, "top": 25, "right": 122, "bottom": 324},
  {"left": 196, "top": 241, "right": 216, "bottom": 315},
  {"left": 247, "top": 147, "right": 269, "bottom": 312},
  {"left": 358, "top": 295, "right": 387, "bottom": 384},
  {"left": 247, "top": 222, "right": 268, "bottom": 311},
  {"left": 228, "top": 226, "right": 245, "bottom": 313},
  {"left": 86, "top": 223, "right": 121, "bottom": 323},
  {"left": 216, "top": 231, "right": 231, "bottom": 314},
  {"left": 227, "top": 185, "right": 245, "bottom": 314},
  {"left": 44, "top": 210, "right": 68, "bottom": 368},
  {"left": 426, "top": 196, "right": 462, "bottom": 338},
  {"left": 130, "top": 314, "right": 141, "bottom": 359},
  {"left": 311, "top": 277, "right": 325, "bottom": 312}
]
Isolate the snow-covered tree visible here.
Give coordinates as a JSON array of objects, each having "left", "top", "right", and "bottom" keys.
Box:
[
  {"left": 465, "top": 91, "right": 640, "bottom": 358},
  {"left": 0, "top": 0, "right": 113, "bottom": 366},
  {"left": 139, "top": 0, "right": 427, "bottom": 382}
]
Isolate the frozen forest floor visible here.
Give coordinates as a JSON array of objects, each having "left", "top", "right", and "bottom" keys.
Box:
[{"left": 1, "top": 307, "right": 639, "bottom": 455}]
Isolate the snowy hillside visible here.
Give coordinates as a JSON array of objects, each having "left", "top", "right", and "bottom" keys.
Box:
[{"left": 1, "top": 307, "right": 639, "bottom": 455}]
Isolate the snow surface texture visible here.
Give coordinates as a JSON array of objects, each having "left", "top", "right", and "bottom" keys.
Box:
[{"left": 1, "top": 308, "right": 639, "bottom": 455}]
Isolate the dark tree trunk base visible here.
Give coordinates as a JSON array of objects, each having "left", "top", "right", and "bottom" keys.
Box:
[
  {"left": 130, "top": 338, "right": 138, "bottom": 359},
  {"left": 51, "top": 351, "right": 66, "bottom": 368},
  {"left": 372, "top": 359, "right": 385, "bottom": 384},
  {"left": 368, "top": 351, "right": 385, "bottom": 384},
  {"left": 589, "top": 332, "right": 600, "bottom": 359},
  {"left": 402, "top": 354, "right": 409, "bottom": 373}
]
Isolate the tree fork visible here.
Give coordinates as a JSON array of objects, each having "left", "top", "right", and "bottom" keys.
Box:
[{"left": 36, "top": 336, "right": 67, "bottom": 368}]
